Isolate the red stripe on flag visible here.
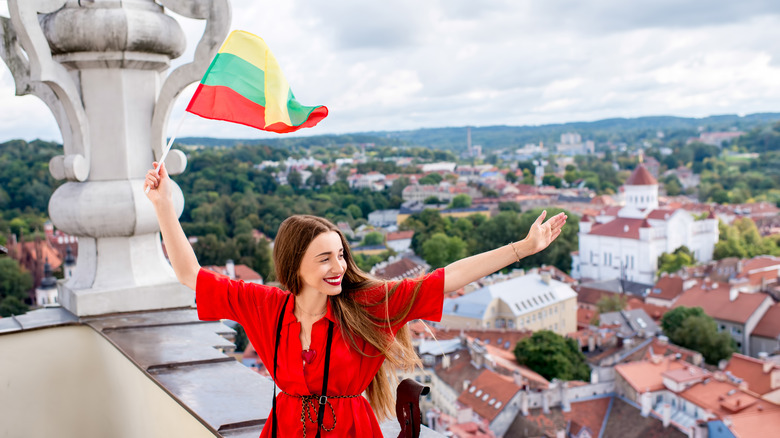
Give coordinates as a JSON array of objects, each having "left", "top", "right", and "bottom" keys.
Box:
[{"left": 186, "top": 84, "right": 328, "bottom": 133}]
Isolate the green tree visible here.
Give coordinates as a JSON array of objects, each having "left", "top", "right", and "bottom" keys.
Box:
[
  {"left": 0, "top": 296, "right": 28, "bottom": 317},
  {"left": 0, "top": 258, "right": 31, "bottom": 317},
  {"left": 287, "top": 169, "right": 302, "bottom": 189},
  {"left": 418, "top": 173, "right": 443, "bottom": 185},
  {"left": 657, "top": 245, "right": 696, "bottom": 275},
  {"left": 422, "top": 233, "right": 467, "bottom": 269},
  {"left": 423, "top": 196, "right": 441, "bottom": 205},
  {"left": 542, "top": 174, "right": 562, "bottom": 188},
  {"left": 449, "top": 194, "right": 472, "bottom": 209},
  {"left": 361, "top": 231, "right": 385, "bottom": 247},
  {"left": 661, "top": 307, "right": 736, "bottom": 364},
  {"left": 714, "top": 218, "right": 780, "bottom": 259},
  {"left": 233, "top": 324, "right": 249, "bottom": 352},
  {"left": 514, "top": 330, "right": 590, "bottom": 381},
  {"left": 596, "top": 294, "right": 627, "bottom": 314},
  {"left": 0, "top": 258, "right": 33, "bottom": 300}
]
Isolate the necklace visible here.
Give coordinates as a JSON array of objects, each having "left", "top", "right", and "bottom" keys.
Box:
[
  {"left": 300, "top": 323, "right": 317, "bottom": 365},
  {"left": 296, "top": 302, "right": 327, "bottom": 318},
  {"left": 295, "top": 301, "right": 327, "bottom": 366}
]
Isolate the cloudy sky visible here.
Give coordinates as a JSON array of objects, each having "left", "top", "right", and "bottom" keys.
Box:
[{"left": 2, "top": 0, "right": 780, "bottom": 142}]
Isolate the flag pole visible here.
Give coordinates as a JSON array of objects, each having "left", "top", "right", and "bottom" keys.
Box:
[{"left": 145, "top": 112, "right": 187, "bottom": 194}]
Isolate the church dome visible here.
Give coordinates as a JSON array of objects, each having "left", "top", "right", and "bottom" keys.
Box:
[{"left": 625, "top": 164, "right": 657, "bottom": 186}]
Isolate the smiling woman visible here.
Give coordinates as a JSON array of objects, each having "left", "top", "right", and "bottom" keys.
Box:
[{"left": 143, "top": 161, "right": 566, "bottom": 437}]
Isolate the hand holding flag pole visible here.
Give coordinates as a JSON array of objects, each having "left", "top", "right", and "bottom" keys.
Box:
[{"left": 145, "top": 112, "right": 186, "bottom": 194}]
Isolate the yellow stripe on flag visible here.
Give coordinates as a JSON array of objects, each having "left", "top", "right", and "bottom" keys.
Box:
[
  {"left": 263, "top": 47, "right": 292, "bottom": 127},
  {"left": 218, "top": 30, "right": 292, "bottom": 127}
]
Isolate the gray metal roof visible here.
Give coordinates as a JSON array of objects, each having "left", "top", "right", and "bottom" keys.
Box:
[{"left": 443, "top": 273, "right": 578, "bottom": 320}]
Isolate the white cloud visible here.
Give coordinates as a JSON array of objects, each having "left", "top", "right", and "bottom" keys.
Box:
[{"left": 1, "top": 0, "right": 780, "bottom": 142}]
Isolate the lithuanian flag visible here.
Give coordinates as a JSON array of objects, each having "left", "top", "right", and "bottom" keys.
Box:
[{"left": 186, "top": 30, "right": 328, "bottom": 133}]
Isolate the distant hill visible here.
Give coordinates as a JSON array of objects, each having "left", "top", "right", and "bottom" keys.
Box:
[{"left": 176, "top": 113, "right": 780, "bottom": 153}]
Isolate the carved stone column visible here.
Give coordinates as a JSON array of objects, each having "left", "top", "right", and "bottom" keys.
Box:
[{"left": 0, "top": 0, "right": 231, "bottom": 315}]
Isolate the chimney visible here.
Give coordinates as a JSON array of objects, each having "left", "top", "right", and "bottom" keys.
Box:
[
  {"left": 521, "top": 391, "right": 529, "bottom": 416},
  {"left": 541, "top": 272, "right": 551, "bottom": 285},
  {"left": 588, "top": 335, "right": 595, "bottom": 352},
  {"left": 463, "top": 380, "right": 471, "bottom": 391},
  {"left": 560, "top": 382, "right": 570, "bottom": 413},
  {"left": 759, "top": 351, "right": 769, "bottom": 360},
  {"left": 542, "top": 391, "right": 550, "bottom": 414},
  {"left": 662, "top": 403, "right": 671, "bottom": 428},
  {"left": 729, "top": 288, "right": 738, "bottom": 302},
  {"left": 226, "top": 259, "right": 236, "bottom": 279},
  {"left": 640, "top": 392, "right": 652, "bottom": 417},
  {"left": 442, "top": 354, "right": 451, "bottom": 369},
  {"left": 657, "top": 335, "right": 669, "bottom": 345},
  {"left": 513, "top": 371, "right": 525, "bottom": 387}
]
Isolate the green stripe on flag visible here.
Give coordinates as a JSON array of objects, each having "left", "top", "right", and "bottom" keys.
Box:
[{"left": 201, "top": 53, "right": 268, "bottom": 107}]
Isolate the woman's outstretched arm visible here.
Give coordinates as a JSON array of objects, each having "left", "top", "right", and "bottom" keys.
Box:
[
  {"left": 442, "top": 210, "right": 567, "bottom": 293},
  {"left": 144, "top": 162, "right": 200, "bottom": 290}
]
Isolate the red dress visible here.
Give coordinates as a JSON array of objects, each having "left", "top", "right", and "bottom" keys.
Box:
[{"left": 196, "top": 268, "right": 445, "bottom": 437}]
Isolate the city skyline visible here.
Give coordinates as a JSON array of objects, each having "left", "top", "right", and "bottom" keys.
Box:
[{"left": 1, "top": 0, "right": 780, "bottom": 142}]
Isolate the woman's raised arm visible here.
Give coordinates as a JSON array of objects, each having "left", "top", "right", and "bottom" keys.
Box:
[
  {"left": 442, "top": 210, "right": 567, "bottom": 293},
  {"left": 144, "top": 162, "right": 200, "bottom": 290}
]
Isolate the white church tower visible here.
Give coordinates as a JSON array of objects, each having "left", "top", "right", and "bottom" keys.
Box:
[
  {"left": 574, "top": 163, "right": 718, "bottom": 285},
  {"left": 621, "top": 164, "right": 659, "bottom": 216}
]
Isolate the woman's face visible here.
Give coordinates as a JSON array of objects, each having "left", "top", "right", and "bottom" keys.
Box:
[{"left": 298, "top": 231, "right": 348, "bottom": 296}]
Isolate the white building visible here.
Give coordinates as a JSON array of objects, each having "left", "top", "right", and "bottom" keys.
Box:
[
  {"left": 574, "top": 164, "right": 718, "bottom": 284},
  {"left": 441, "top": 273, "right": 578, "bottom": 336}
]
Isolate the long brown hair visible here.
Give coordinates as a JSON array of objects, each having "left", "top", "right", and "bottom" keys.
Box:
[{"left": 274, "top": 215, "right": 423, "bottom": 420}]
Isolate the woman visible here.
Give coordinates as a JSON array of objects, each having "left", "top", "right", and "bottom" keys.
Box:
[{"left": 145, "top": 162, "right": 566, "bottom": 437}]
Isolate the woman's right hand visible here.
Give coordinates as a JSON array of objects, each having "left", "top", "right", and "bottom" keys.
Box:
[{"left": 144, "top": 161, "right": 172, "bottom": 206}]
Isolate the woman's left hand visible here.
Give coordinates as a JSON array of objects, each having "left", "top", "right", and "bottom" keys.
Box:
[{"left": 524, "top": 210, "right": 567, "bottom": 254}]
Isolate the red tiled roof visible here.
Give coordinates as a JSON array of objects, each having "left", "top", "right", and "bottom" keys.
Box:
[
  {"left": 618, "top": 338, "right": 701, "bottom": 365},
  {"left": 588, "top": 217, "right": 646, "bottom": 239},
  {"left": 591, "top": 195, "right": 617, "bottom": 206},
  {"left": 577, "top": 308, "right": 598, "bottom": 328},
  {"left": 435, "top": 350, "right": 482, "bottom": 393},
  {"left": 724, "top": 353, "right": 780, "bottom": 395},
  {"left": 649, "top": 275, "right": 685, "bottom": 301},
  {"left": 646, "top": 208, "right": 676, "bottom": 220},
  {"left": 457, "top": 369, "right": 521, "bottom": 422},
  {"left": 615, "top": 356, "right": 687, "bottom": 392},
  {"left": 372, "top": 257, "right": 426, "bottom": 281},
  {"left": 575, "top": 285, "right": 619, "bottom": 306},
  {"left": 662, "top": 366, "right": 710, "bottom": 384},
  {"left": 625, "top": 164, "right": 658, "bottom": 185},
  {"left": 737, "top": 255, "right": 780, "bottom": 278},
  {"left": 202, "top": 264, "right": 262, "bottom": 281},
  {"left": 625, "top": 297, "right": 669, "bottom": 321},
  {"left": 752, "top": 303, "right": 780, "bottom": 339},
  {"left": 564, "top": 397, "right": 611, "bottom": 438},
  {"left": 447, "top": 422, "right": 494, "bottom": 438},
  {"left": 679, "top": 379, "right": 774, "bottom": 418},
  {"left": 435, "top": 328, "right": 532, "bottom": 352},
  {"left": 480, "top": 342, "right": 549, "bottom": 390},
  {"left": 599, "top": 206, "right": 622, "bottom": 216},
  {"left": 672, "top": 281, "right": 771, "bottom": 324},
  {"left": 386, "top": 230, "right": 414, "bottom": 241},
  {"left": 538, "top": 265, "right": 577, "bottom": 284},
  {"left": 730, "top": 408, "right": 780, "bottom": 438}
]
